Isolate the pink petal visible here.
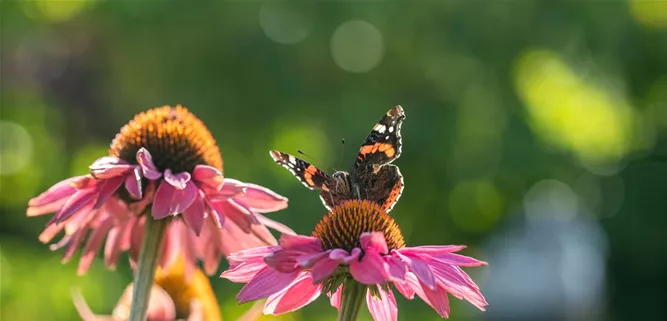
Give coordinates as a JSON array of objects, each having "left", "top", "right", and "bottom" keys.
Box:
[
  {"left": 93, "top": 176, "right": 124, "bottom": 209},
  {"left": 71, "top": 289, "right": 101, "bottom": 321},
  {"left": 394, "top": 251, "right": 436, "bottom": 290},
  {"left": 27, "top": 197, "right": 68, "bottom": 217},
  {"left": 385, "top": 256, "right": 407, "bottom": 281},
  {"left": 310, "top": 257, "right": 339, "bottom": 283},
  {"left": 77, "top": 218, "right": 114, "bottom": 275},
  {"left": 124, "top": 168, "right": 143, "bottom": 199},
  {"left": 279, "top": 234, "right": 323, "bottom": 253},
  {"left": 39, "top": 223, "right": 65, "bottom": 243},
  {"left": 206, "top": 178, "right": 247, "bottom": 200},
  {"left": 431, "top": 265, "right": 487, "bottom": 310},
  {"left": 334, "top": 248, "right": 361, "bottom": 264},
  {"left": 209, "top": 199, "right": 252, "bottom": 231},
  {"left": 264, "top": 272, "right": 322, "bottom": 315},
  {"left": 89, "top": 156, "right": 133, "bottom": 179},
  {"left": 136, "top": 148, "right": 162, "bottom": 180},
  {"left": 399, "top": 245, "right": 467, "bottom": 255},
  {"left": 54, "top": 188, "right": 98, "bottom": 223},
  {"left": 360, "top": 232, "right": 389, "bottom": 254},
  {"left": 264, "top": 250, "right": 302, "bottom": 273},
  {"left": 297, "top": 251, "right": 330, "bottom": 268},
  {"left": 236, "top": 267, "right": 299, "bottom": 303},
  {"left": 64, "top": 202, "right": 96, "bottom": 235},
  {"left": 420, "top": 281, "right": 451, "bottom": 318},
  {"left": 366, "top": 286, "right": 398, "bottom": 321},
  {"left": 236, "top": 183, "right": 289, "bottom": 213},
  {"left": 151, "top": 181, "right": 197, "bottom": 218},
  {"left": 254, "top": 213, "right": 296, "bottom": 235},
  {"left": 28, "top": 176, "right": 81, "bottom": 208},
  {"left": 61, "top": 230, "right": 86, "bottom": 263},
  {"left": 182, "top": 194, "right": 206, "bottom": 236},
  {"left": 104, "top": 225, "right": 124, "bottom": 269},
  {"left": 164, "top": 169, "right": 192, "bottom": 190},
  {"left": 221, "top": 261, "right": 269, "bottom": 283},
  {"left": 193, "top": 165, "right": 224, "bottom": 191},
  {"left": 349, "top": 251, "right": 389, "bottom": 285},
  {"left": 329, "top": 285, "right": 343, "bottom": 309},
  {"left": 428, "top": 253, "right": 488, "bottom": 267}
]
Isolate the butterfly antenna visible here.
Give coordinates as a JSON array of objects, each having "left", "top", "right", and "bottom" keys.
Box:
[
  {"left": 331, "top": 138, "right": 345, "bottom": 172},
  {"left": 297, "top": 150, "right": 319, "bottom": 164}
]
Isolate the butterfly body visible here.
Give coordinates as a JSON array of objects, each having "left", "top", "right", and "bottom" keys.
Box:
[{"left": 270, "top": 105, "right": 406, "bottom": 212}]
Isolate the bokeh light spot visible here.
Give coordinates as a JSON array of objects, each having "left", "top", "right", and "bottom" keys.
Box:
[
  {"left": 26, "top": 0, "right": 91, "bottom": 23},
  {"left": 0, "top": 121, "right": 34, "bottom": 176},
  {"left": 69, "top": 144, "right": 110, "bottom": 177},
  {"left": 330, "top": 20, "right": 384, "bottom": 73},
  {"left": 271, "top": 122, "right": 329, "bottom": 183},
  {"left": 524, "top": 179, "right": 578, "bottom": 220},
  {"left": 629, "top": 0, "right": 667, "bottom": 29},
  {"left": 259, "top": 1, "right": 313, "bottom": 45},
  {"left": 514, "top": 49, "right": 638, "bottom": 171},
  {"left": 449, "top": 179, "right": 504, "bottom": 234}
]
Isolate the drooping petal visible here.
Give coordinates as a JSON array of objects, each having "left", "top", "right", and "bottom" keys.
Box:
[
  {"left": 89, "top": 156, "right": 134, "bottom": 180},
  {"left": 27, "top": 176, "right": 82, "bottom": 209},
  {"left": 385, "top": 256, "right": 407, "bottom": 281},
  {"left": 330, "top": 248, "right": 359, "bottom": 263},
  {"left": 279, "top": 234, "right": 322, "bottom": 253},
  {"left": 136, "top": 148, "right": 162, "bottom": 180},
  {"left": 398, "top": 245, "right": 467, "bottom": 255},
  {"left": 54, "top": 188, "right": 99, "bottom": 223},
  {"left": 61, "top": 230, "right": 86, "bottom": 263},
  {"left": 152, "top": 181, "right": 198, "bottom": 218},
  {"left": 209, "top": 199, "right": 252, "bottom": 232},
  {"left": 124, "top": 167, "right": 143, "bottom": 199},
  {"left": 93, "top": 176, "right": 124, "bottom": 209},
  {"left": 164, "top": 169, "right": 192, "bottom": 190},
  {"left": 394, "top": 251, "right": 436, "bottom": 290},
  {"left": 426, "top": 252, "right": 488, "bottom": 267},
  {"left": 207, "top": 179, "right": 247, "bottom": 200},
  {"left": 193, "top": 165, "right": 224, "bottom": 191},
  {"left": 349, "top": 251, "right": 390, "bottom": 285},
  {"left": 183, "top": 194, "right": 206, "bottom": 236},
  {"left": 264, "top": 272, "right": 322, "bottom": 315},
  {"left": 310, "top": 257, "right": 340, "bottom": 283},
  {"left": 77, "top": 218, "right": 114, "bottom": 275},
  {"left": 329, "top": 285, "right": 343, "bottom": 309},
  {"left": 420, "top": 281, "right": 451, "bottom": 318},
  {"left": 264, "top": 250, "right": 302, "bottom": 273},
  {"left": 366, "top": 286, "right": 398, "bottom": 321},
  {"left": 360, "top": 232, "right": 389, "bottom": 254},
  {"left": 297, "top": 251, "right": 330, "bottom": 268},
  {"left": 393, "top": 273, "right": 419, "bottom": 300},
  {"left": 236, "top": 267, "right": 299, "bottom": 303},
  {"left": 235, "top": 183, "right": 288, "bottom": 213}
]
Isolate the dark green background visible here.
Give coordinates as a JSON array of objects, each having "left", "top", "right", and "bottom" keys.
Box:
[{"left": 2, "top": 1, "right": 667, "bottom": 320}]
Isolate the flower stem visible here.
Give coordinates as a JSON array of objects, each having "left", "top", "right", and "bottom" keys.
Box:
[
  {"left": 128, "top": 217, "right": 167, "bottom": 321},
  {"left": 337, "top": 278, "right": 366, "bottom": 321}
]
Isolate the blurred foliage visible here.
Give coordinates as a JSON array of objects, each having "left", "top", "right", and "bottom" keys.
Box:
[{"left": 2, "top": 0, "right": 667, "bottom": 320}]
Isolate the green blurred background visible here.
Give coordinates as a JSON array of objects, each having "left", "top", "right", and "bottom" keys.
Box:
[{"left": 2, "top": 0, "right": 667, "bottom": 320}]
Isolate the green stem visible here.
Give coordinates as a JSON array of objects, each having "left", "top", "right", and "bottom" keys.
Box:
[
  {"left": 128, "top": 217, "right": 167, "bottom": 321},
  {"left": 337, "top": 278, "right": 366, "bottom": 321}
]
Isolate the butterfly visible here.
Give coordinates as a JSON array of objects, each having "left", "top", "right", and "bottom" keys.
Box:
[{"left": 270, "top": 105, "right": 405, "bottom": 212}]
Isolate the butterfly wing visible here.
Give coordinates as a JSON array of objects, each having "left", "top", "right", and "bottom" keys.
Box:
[
  {"left": 354, "top": 105, "right": 406, "bottom": 169},
  {"left": 269, "top": 150, "right": 332, "bottom": 190}
]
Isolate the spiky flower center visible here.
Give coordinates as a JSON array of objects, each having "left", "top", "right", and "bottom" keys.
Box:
[
  {"left": 313, "top": 200, "right": 405, "bottom": 253},
  {"left": 109, "top": 105, "right": 222, "bottom": 174}
]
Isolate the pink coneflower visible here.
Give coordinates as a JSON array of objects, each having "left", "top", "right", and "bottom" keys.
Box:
[
  {"left": 27, "top": 105, "right": 293, "bottom": 276},
  {"left": 221, "top": 200, "right": 488, "bottom": 321}
]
